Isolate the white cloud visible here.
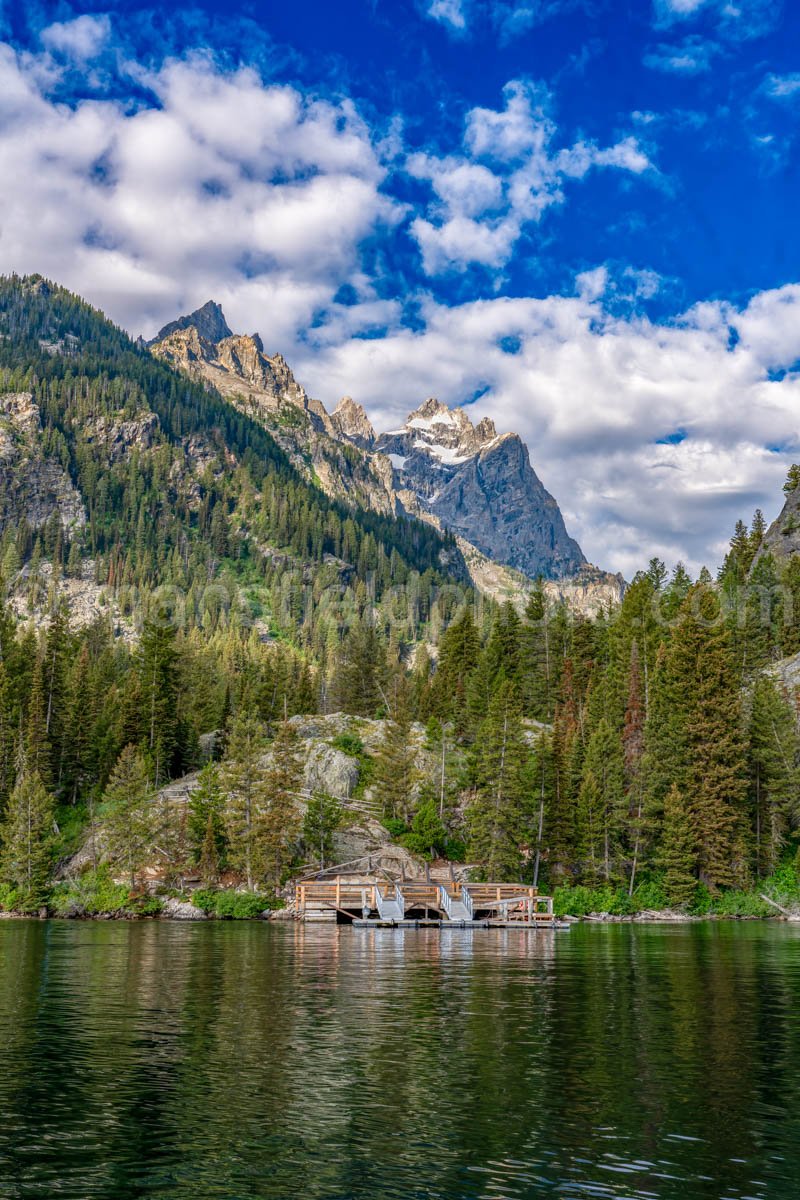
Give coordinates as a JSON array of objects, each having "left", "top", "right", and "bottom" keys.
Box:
[
  {"left": 763, "top": 72, "right": 800, "bottom": 99},
  {"left": 40, "top": 14, "right": 111, "bottom": 60},
  {"left": 0, "top": 34, "right": 797, "bottom": 577},
  {"left": 425, "top": 0, "right": 469, "bottom": 32},
  {"left": 294, "top": 284, "right": 800, "bottom": 577},
  {"left": 651, "top": 0, "right": 779, "bottom": 39},
  {"left": 423, "top": 0, "right": 578, "bottom": 42},
  {"left": 644, "top": 35, "right": 720, "bottom": 73},
  {"left": 0, "top": 48, "right": 400, "bottom": 342},
  {"left": 409, "top": 80, "right": 653, "bottom": 273}
]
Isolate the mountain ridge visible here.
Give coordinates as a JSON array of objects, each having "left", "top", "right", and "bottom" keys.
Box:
[{"left": 151, "top": 301, "right": 621, "bottom": 607}]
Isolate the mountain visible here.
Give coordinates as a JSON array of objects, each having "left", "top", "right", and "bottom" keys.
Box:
[
  {"left": 151, "top": 318, "right": 399, "bottom": 517},
  {"left": 151, "top": 302, "right": 621, "bottom": 604},
  {"left": 373, "top": 397, "right": 585, "bottom": 580},
  {"left": 0, "top": 275, "right": 459, "bottom": 622}
]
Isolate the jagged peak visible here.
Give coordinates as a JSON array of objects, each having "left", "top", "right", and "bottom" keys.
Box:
[
  {"left": 406, "top": 397, "right": 453, "bottom": 424},
  {"left": 475, "top": 415, "right": 498, "bottom": 442},
  {"left": 332, "top": 395, "right": 376, "bottom": 446},
  {"left": 154, "top": 300, "right": 232, "bottom": 345}
]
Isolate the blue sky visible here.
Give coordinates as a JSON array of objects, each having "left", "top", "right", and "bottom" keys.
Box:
[{"left": 1, "top": 0, "right": 799, "bottom": 574}]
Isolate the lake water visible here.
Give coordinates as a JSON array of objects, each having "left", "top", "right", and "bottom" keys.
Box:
[{"left": 1, "top": 920, "right": 799, "bottom": 1199}]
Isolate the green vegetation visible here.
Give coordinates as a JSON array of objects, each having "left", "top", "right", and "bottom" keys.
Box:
[
  {"left": 1, "top": 277, "right": 800, "bottom": 919},
  {"left": 191, "top": 889, "right": 282, "bottom": 918}
]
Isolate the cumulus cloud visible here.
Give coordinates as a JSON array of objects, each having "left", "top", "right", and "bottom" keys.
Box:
[
  {"left": 40, "top": 14, "right": 112, "bottom": 60},
  {"left": 294, "top": 284, "right": 800, "bottom": 577},
  {"left": 0, "top": 47, "right": 400, "bottom": 342},
  {"left": 408, "top": 80, "right": 652, "bottom": 273},
  {"left": 0, "top": 30, "right": 797, "bottom": 577},
  {"left": 426, "top": 0, "right": 469, "bottom": 32}
]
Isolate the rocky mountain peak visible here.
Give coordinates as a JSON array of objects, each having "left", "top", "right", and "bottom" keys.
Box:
[
  {"left": 154, "top": 300, "right": 232, "bottom": 345},
  {"left": 375, "top": 396, "right": 587, "bottom": 580},
  {"left": 332, "top": 396, "right": 376, "bottom": 448}
]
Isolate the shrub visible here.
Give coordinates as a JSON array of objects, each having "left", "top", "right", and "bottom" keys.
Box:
[
  {"left": 631, "top": 877, "right": 668, "bottom": 911},
  {"left": 191, "top": 889, "right": 282, "bottom": 919},
  {"left": 50, "top": 867, "right": 130, "bottom": 916},
  {"left": 762, "top": 860, "right": 800, "bottom": 907},
  {"left": 708, "top": 890, "right": 771, "bottom": 918},
  {"left": 383, "top": 817, "right": 408, "bottom": 840},
  {"left": 0, "top": 882, "right": 25, "bottom": 912},
  {"left": 553, "top": 884, "right": 635, "bottom": 917},
  {"left": 330, "top": 733, "right": 364, "bottom": 758}
]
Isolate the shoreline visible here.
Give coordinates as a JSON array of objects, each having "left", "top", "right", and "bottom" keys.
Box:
[{"left": 2, "top": 908, "right": 799, "bottom": 925}]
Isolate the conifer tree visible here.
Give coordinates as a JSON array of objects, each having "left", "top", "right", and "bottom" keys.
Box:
[
  {"left": 138, "top": 619, "right": 180, "bottom": 785},
  {"left": 578, "top": 717, "right": 626, "bottom": 884},
  {"left": 220, "top": 713, "right": 269, "bottom": 891},
  {"left": 671, "top": 586, "right": 749, "bottom": 889},
  {"left": 748, "top": 675, "right": 798, "bottom": 876},
  {"left": 0, "top": 765, "right": 54, "bottom": 905},
  {"left": 520, "top": 586, "right": 554, "bottom": 721},
  {"left": 188, "top": 762, "right": 227, "bottom": 869},
  {"left": 102, "top": 745, "right": 155, "bottom": 891},
  {"left": 332, "top": 617, "right": 387, "bottom": 717},
  {"left": 657, "top": 784, "right": 697, "bottom": 906},
  {"left": 303, "top": 793, "right": 343, "bottom": 871},
  {"left": 372, "top": 676, "right": 418, "bottom": 823},
  {"left": 260, "top": 717, "right": 303, "bottom": 885},
  {"left": 25, "top": 657, "right": 51, "bottom": 787},
  {"left": 466, "top": 682, "right": 533, "bottom": 879}
]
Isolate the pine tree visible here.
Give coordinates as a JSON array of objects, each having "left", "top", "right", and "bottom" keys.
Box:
[
  {"left": 671, "top": 586, "right": 749, "bottom": 889},
  {"left": 657, "top": 784, "right": 697, "bottom": 906},
  {"left": 332, "top": 617, "right": 388, "bottom": 717},
  {"left": 372, "top": 676, "right": 418, "bottom": 823},
  {"left": 260, "top": 718, "right": 303, "bottom": 885},
  {"left": 520, "top": 586, "right": 554, "bottom": 721},
  {"left": 0, "top": 766, "right": 55, "bottom": 905},
  {"left": 187, "top": 762, "right": 227, "bottom": 869},
  {"left": 102, "top": 745, "right": 155, "bottom": 890},
  {"left": 25, "top": 656, "right": 52, "bottom": 787},
  {"left": 748, "top": 676, "right": 798, "bottom": 876},
  {"left": 220, "top": 713, "right": 269, "bottom": 891},
  {"left": 138, "top": 620, "right": 180, "bottom": 785},
  {"left": 623, "top": 641, "right": 646, "bottom": 893},
  {"left": 466, "top": 683, "right": 533, "bottom": 880},
  {"left": 303, "top": 792, "right": 343, "bottom": 872},
  {"left": 578, "top": 717, "right": 625, "bottom": 884}
]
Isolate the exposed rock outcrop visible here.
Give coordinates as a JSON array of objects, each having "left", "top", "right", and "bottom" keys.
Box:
[
  {"left": 150, "top": 303, "right": 624, "bottom": 609},
  {"left": 0, "top": 391, "right": 86, "bottom": 534},
  {"left": 376, "top": 399, "right": 584, "bottom": 580},
  {"left": 755, "top": 483, "right": 800, "bottom": 566}
]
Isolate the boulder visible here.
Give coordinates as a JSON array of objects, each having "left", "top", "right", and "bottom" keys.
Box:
[{"left": 161, "top": 897, "right": 206, "bottom": 921}]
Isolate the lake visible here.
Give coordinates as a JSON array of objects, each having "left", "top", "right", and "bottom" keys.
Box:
[{"left": 1, "top": 920, "right": 799, "bottom": 1199}]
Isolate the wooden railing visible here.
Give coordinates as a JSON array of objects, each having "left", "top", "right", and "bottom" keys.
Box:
[{"left": 295, "top": 878, "right": 554, "bottom": 922}]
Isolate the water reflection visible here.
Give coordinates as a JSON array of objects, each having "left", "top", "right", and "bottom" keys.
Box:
[{"left": 0, "top": 921, "right": 798, "bottom": 1198}]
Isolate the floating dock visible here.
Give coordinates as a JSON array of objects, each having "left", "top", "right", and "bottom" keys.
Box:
[{"left": 295, "top": 878, "right": 568, "bottom": 928}]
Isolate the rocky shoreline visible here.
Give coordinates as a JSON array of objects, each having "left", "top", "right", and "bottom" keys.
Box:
[{"left": 2, "top": 904, "right": 799, "bottom": 924}]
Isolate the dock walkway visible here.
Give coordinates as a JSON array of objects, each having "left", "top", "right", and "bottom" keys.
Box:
[{"left": 295, "top": 878, "right": 565, "bottom": 928}]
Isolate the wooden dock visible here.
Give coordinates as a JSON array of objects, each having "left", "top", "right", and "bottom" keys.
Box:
[{"left": 294, "top": 878, "right": 567, "bottom": 928}]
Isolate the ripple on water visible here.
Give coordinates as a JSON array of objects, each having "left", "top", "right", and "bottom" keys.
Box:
[{"left": 0, "top": 921, "right": 799, "bottom": 1198}]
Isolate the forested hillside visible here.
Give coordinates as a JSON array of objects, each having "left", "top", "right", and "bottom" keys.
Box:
[{"left": 1, "top": 275, "right": 800, "bottom": 917}]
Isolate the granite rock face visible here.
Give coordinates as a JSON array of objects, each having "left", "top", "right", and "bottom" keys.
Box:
[
  {"left": 375, "top": 398, "right": 586, "bottom": 580},
  {"left": 755, "top": 483, "right": 800, "bottom": 567},
  {"left": 153, "top": 300, "right": 232, "bottom": 344},
  {"left": 0, "top": 391, "right": 86, "bottom": 535},
  {"left": 151, "top": 303, "right": 623, "bottom": 602},
  {"left": 151, "top": 313, "right": 398, "bottom": 517}
]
